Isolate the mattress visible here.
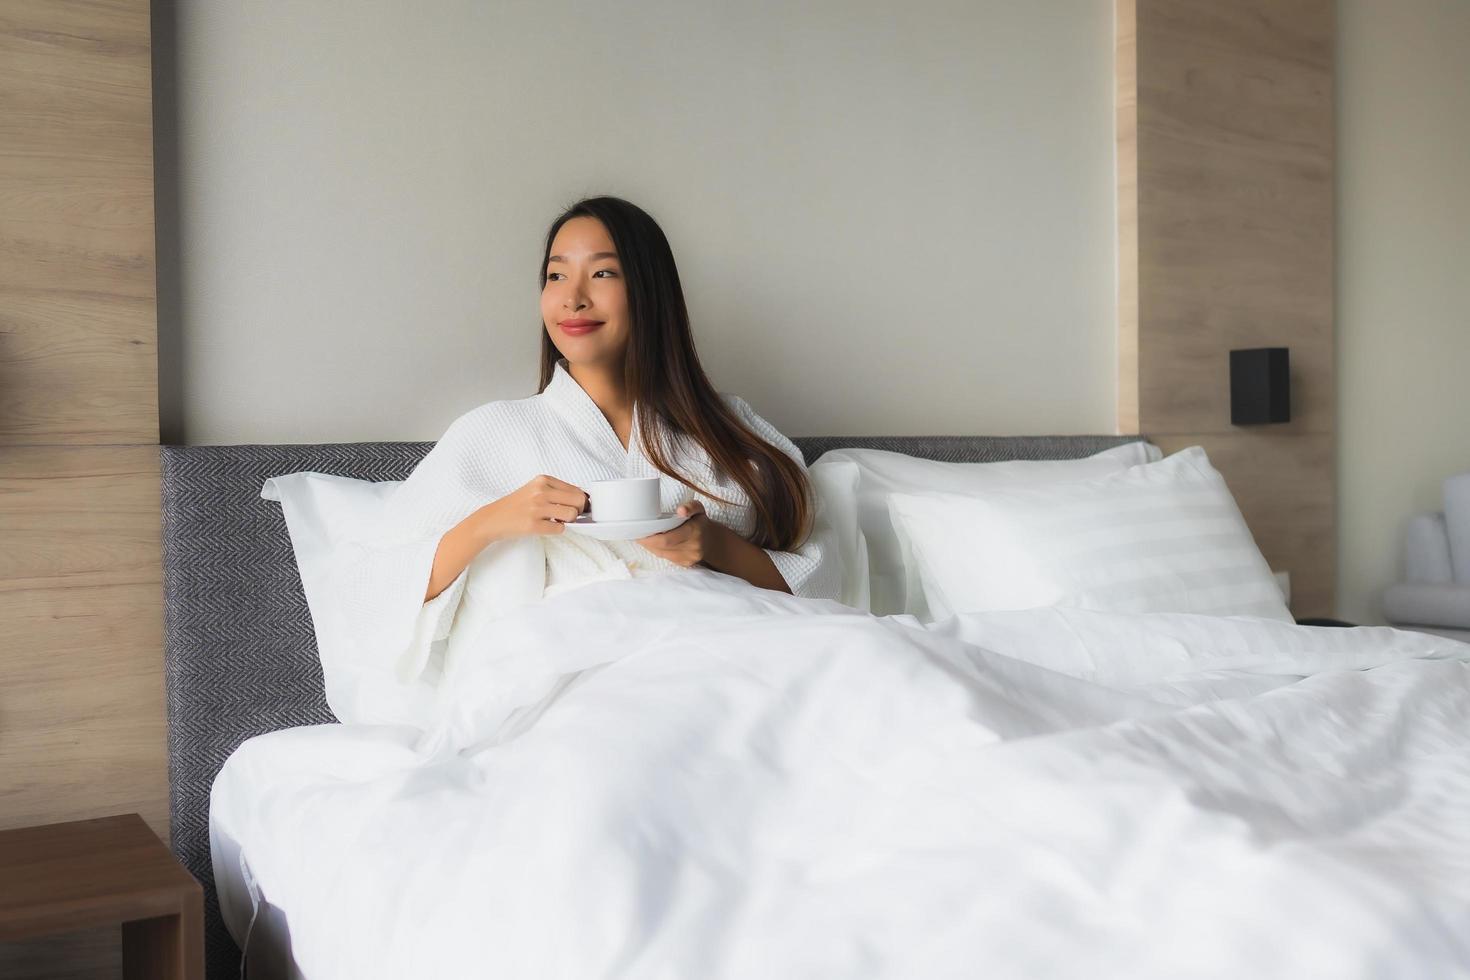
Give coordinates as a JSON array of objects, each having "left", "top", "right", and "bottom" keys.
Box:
[
  {"left": 210, "top": 723, "right": 424, "bottom": 980},
  {"left": 212, "top": 815, "right": 305, "bottom": 980}
]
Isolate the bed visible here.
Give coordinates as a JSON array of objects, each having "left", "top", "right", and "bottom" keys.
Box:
[{"left": 160, "top": 436, "right": 1470, "bottom": 980}]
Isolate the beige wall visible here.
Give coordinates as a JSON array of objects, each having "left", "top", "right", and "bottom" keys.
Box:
[
  {"left": 160, "top": 0, "right": 1117, "bottom": 445},
  {"left": 1337, "top": 0, "right": 1470, "bottom": 623}
]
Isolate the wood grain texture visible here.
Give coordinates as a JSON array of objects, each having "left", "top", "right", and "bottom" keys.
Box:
[
  {"left": 1116, "top": 0, "right": 1140, "bottom": 434},
  {"left": 0, "top": 815, "right": 195, "bottom": 939},
  {"left": 0, "top": 926, "right": 121, "bottom": 980},
  {"left": 123, "top": 909, "right": 203, "bottom": 980},
  {"left": 0, "top": 0, "right": 159, "bottom": 446},
  {"left": 1133, "top": 0, "right": 1334, "bottom": 435},
  {"left": 0, "top": 446, "right": 167, "bottom": 838},
  {"left": 0, "top": 444, "right": 164, "bottom": 590},
  {"left": 0, "top": 589, "right": 167, "bottom": 836},
  {"left": 0, "top": 1, "right": 164, "bottom": 976},
  {"left": 0, "top": 815, "right": 202, "bottom": 980},
  {"left": 1118, "top": 0, "right": 1336, "bottom": 615}
]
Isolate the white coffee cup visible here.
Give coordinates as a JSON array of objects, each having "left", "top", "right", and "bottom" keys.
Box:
[{"left": 586, "top": 476, "right": 661, "bottom": 523}]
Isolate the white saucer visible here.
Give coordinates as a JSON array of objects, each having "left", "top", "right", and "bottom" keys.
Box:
[{"left": 563, "top": 512, "right": 691, "bottom": 541}]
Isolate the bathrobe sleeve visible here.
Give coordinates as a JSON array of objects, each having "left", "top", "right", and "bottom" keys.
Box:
[
  {"left": 727, "top": 395, "right": 844, "bottom": 603},
  {"left": 325, "top": 412, "right": 497, "bottom": 723}
]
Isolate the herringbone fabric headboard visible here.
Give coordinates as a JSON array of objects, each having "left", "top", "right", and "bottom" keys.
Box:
[{"left": 160, "top": 433, "right": 1143, "bottom": 978}]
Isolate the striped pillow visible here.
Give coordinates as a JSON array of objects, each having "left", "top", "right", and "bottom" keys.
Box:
[{"left": 886, "top": 446, "right": 1293, "bottom": 623}]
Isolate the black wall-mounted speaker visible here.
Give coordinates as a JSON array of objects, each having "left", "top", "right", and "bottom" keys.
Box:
[{"left": 1230, "top": 347, "right": 1291, "bottom": 425}]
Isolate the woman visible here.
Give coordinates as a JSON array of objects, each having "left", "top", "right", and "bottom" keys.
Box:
[
  {"left": 340, "top": 196, "right": 839, "bottom": 696},
  {"left": 423, "top": 195, "right": 830, "bottom": 602}
]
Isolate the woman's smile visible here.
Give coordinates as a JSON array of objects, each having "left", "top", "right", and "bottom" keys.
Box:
[{"left": 558, "top": 318, "right": 605, "bottom": 336}]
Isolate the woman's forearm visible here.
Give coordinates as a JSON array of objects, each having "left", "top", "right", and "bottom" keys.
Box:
[
  {"left": 425, "top": 509, "right": 494, "bottom": 601},
  {"left": 703, "top": 525, "right": 792, "bottom": 594}
]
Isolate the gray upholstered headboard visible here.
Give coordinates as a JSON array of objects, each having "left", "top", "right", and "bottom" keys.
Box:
[{"left": 160, "top": 434, "right": 1145, "bottom": 978}]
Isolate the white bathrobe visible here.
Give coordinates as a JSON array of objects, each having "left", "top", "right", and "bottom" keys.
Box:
[{"left": 330, "top": 358, "right": 841, "bottom": 720}]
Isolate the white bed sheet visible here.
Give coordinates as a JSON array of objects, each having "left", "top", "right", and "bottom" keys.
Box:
[
  {"left": 209, "top": 570, "right": 1470, "bottom": 980},
  {"left": 213, "top": 808, "right": 307, "bottom": 980}
]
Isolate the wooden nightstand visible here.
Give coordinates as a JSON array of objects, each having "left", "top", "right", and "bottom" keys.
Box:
[{"left": 0, "top": 813, "right": 203, "bottom": 980}]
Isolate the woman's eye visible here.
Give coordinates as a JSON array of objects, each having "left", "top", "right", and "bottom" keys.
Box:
[{"left": 545, "top": 269, "right": 617, "bottom": 283}]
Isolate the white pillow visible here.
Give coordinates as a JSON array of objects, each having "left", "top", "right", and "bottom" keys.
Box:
[
  {"left": 261, "top": 471, "right": 547, "bottom": 728},
  {"left": 886, "top": 445, "right": 1293, "bottom": 624},
  {"left": 262, "top": 472, "right": 401, "bottom": 550},
  {"left": 818, "top": 442, "right": 1162, "bottom": 617},
  {"left": 260, "top": 473, "right": 441, "bottom": 725}
]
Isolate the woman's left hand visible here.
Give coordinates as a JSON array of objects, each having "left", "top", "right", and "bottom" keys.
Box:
[{"left": 634, "top": 499, "right": 724, "bottom": 568}]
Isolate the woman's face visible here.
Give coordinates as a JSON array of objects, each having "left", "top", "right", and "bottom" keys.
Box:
[{"left": 541, "top": 216, "right": 630, "bottom": 369}]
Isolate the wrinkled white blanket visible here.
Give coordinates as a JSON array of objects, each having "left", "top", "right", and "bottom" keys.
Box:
[{"left": 213, "top": 571, "right": 1470, "bottom": 980}]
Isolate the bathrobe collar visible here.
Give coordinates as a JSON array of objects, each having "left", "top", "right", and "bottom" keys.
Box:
[{"left": 543, "top": 358, "right": 640, "bottom": 459}]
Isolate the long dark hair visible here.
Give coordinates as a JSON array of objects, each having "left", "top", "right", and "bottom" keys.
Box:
[{"left": 536, "top": 196, "right": 812, "bottom": 552}]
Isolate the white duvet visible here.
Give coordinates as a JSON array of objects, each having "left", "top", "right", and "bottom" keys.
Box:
[{"left": 213, "top": 570, "right": 1470, "bottom": 979}]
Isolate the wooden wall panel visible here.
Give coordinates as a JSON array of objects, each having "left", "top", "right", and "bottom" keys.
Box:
[
  {"left": 1116, "top": 0, "right": 1140, "bottom": 434},
  {"left": 0, "top": 0, "right": 158, "bottom": 447},
  {"left": 0, "top": 0, "right": 162, "bottom": 976},
  {"left": 1118, "top": 0, "right": 1336, "bottom": 617},
  {"left": 0, "top": 445, "right": 163, "bottom": 590},
  {"left": 0, "top": 446, "right": 167, "bottom": 835}
]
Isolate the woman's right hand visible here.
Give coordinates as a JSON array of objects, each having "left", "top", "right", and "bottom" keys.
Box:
[{"left": 478, "top": 474, "right": 589, "bottom": 543}]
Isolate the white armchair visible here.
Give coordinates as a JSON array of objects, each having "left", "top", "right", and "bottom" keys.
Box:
[{"left": 1384, "top": 471, "right": 1470, "bottom": 640}]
